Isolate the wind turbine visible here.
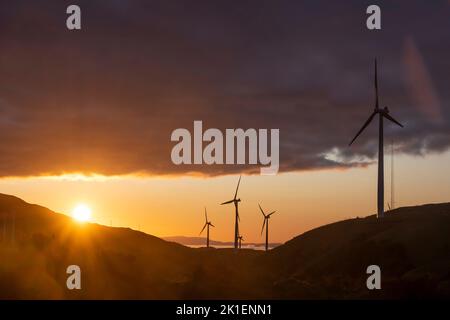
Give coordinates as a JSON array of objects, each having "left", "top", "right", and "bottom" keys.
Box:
[
  {"left": 259, "top": 204, "right": 276, "bottom": 252},
  {"left": 238, "top": 235, "right": 244, "bottom": 249},
  {"left": 220, "top": 175, "right": 242, "bottom": 249},
  {"left": 199, "top": 208, "right": 214, "bottom": 248},
  {"left": 349, "top": 59, "right": 404, "bottom": 218}
]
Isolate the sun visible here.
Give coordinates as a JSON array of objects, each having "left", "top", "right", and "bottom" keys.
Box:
[{"left": 72, "top": 203, "right": 92, "bottom": 222}]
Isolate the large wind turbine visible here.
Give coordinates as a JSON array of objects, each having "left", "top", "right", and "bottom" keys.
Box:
[
  {"left": 220, "top": 175, "right": 242, "bottom": 249},
  {"left": 349, "top": 59, "right": 404, "bottom": 218},
  {"left": 259, "top": 204, "right": 276, "bottom": 251},
  {"left": 199, "top": 207, "right": 214, "bottom": 248}
]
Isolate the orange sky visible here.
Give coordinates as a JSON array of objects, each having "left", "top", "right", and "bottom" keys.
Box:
[{"left": 1, "top": 151, "right": 449, "bottom": 243}]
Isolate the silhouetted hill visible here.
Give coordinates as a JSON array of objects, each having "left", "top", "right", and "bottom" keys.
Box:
[
  {"left": 0, "top": 193, "right": 449, "bottom": 299},
  {"left": 0, "top": 194, "right": 192, "bottom": 299},
  {"left": 267, "top": 203, "right": 450, "bottom": 298}
]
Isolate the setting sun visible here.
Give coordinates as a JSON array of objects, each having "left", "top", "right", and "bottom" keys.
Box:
[{"left": 72, "top": 203, "right": 92, "bottom": 222}]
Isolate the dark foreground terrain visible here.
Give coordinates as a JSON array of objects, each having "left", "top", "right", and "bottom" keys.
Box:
[{"left": 0, "top": 193, "right": 449, "bottom": 299}]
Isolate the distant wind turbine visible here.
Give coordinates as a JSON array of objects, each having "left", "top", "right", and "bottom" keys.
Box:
[
  {"left": 220, "top": 175, "right": 242, "bottom": 249},
  {"left": 349, "top": 59, "right": 404, "bottom": 218},
  {"left": 259, "top": 204, "right": 276, "bottom": 251},
  {"left": 238, "top": 235, "right": 244, "bottom": 249},
  {"left": 199, "top": 207, "right": 214, "bottom": 248}
]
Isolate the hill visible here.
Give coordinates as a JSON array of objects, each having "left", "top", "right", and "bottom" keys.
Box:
[
  {"left": 0, "top": 193, "right": 449, "bottom": 299},
  {"left": 268, "top": 203, "right": 450, "bottom": 298}
]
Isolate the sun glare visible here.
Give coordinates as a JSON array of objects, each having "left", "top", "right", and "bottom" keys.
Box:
[{"left": 72, "top": 203, "right": 92, "bottom": 222}]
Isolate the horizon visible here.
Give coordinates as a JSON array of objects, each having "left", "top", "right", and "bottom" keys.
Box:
[
  {"left": 1, "top": 148, "right": 449, "bottom": 243},
  {"left": 2, "top": 188, "right": 448, "bottom": 246}
]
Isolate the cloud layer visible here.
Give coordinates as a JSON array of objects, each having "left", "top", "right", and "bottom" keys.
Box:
[{"left": 0, "top": 0, "right": 449, "bottom": 177}]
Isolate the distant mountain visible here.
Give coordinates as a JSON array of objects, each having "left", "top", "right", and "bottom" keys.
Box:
[
  {"left": 163, "top": 236, "right": 282, "bottom": 248},
  {"left": 1, "top": 193, "right": 449, "bottom": 299}
]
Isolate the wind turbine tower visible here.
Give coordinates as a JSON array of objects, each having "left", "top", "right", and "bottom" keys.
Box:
[
  {"left": 259, "top": 204, "right": 276, "bottom": 252},
  {"left": 221, "top": 175, "right": 242, "bottom": 249}
]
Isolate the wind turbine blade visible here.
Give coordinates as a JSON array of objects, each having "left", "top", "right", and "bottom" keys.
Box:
[
  {"left": 204, "top": 207, "right": 208, "bottom": 222},
  {"left": 268, "top": 211, "right": 276, "bottom": 217},
  {"left": 349, "top": 111, "right": 376, "bottom": 146},
  {"left": 383, "top": 113, "right": 404, "bottom": 128},
  {"left": 234, "top": 175, "right": 241, "bottom": 200},
  {"left": 375, "top": 58, "right": 379, "bottom": 109},
  {"left": 261, "top": 218, "right": 266, "bottom": 235},
  {"left": 210, "top": 223, "right": 215, "bottom": 227},
  {"left": 221, "top": 199, "right": 234, "bottom": 205},
  {"left": 258, "top": 204, "right": 266, "bottom": 217},
  {"left": 199, "top": 223, "right": 207, "bottom": 235}
]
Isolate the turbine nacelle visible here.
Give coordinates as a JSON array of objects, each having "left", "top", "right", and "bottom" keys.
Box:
[
  {"left": 349, "top": 105, "right": 403, "bottom": 146},
  {"left": 220, "top": 198, "right": 241, "bottom": 205},
  {"left": 220, "top": 175, "right": 242, "bottom": 206},
  {"left": 200, "top": 207, "right": 214, "bottom": 234},
  {"left": 376, "top": 106, "right": 389, "bottom": 115},
  {"left": 259, "top": 204, "right": 276, "bottom": 235}
]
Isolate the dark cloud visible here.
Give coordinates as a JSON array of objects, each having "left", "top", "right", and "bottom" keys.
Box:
[{"left": 0, "top": 0, "right": 449, "bottom": 177}]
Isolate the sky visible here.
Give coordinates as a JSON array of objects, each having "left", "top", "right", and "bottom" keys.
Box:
[{"left": 0, "top": 1, "right": 449, "bottom": 242}]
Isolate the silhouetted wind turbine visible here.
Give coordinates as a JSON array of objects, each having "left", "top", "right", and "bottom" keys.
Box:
[
  {"left": 221, "top": 175, "right": 242, "bottom": 249},
  {"left": 199, "top": 208, "right": 214, "bottom": 248},
  {"left": 238, "top": 235, "right": 244, "bottom": 249},
  {"left": 259, "top": 204, "right": 276, "bottom": 251},
  {"left": 349, "top": 59, "right": 404, "bottom": 218}
]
